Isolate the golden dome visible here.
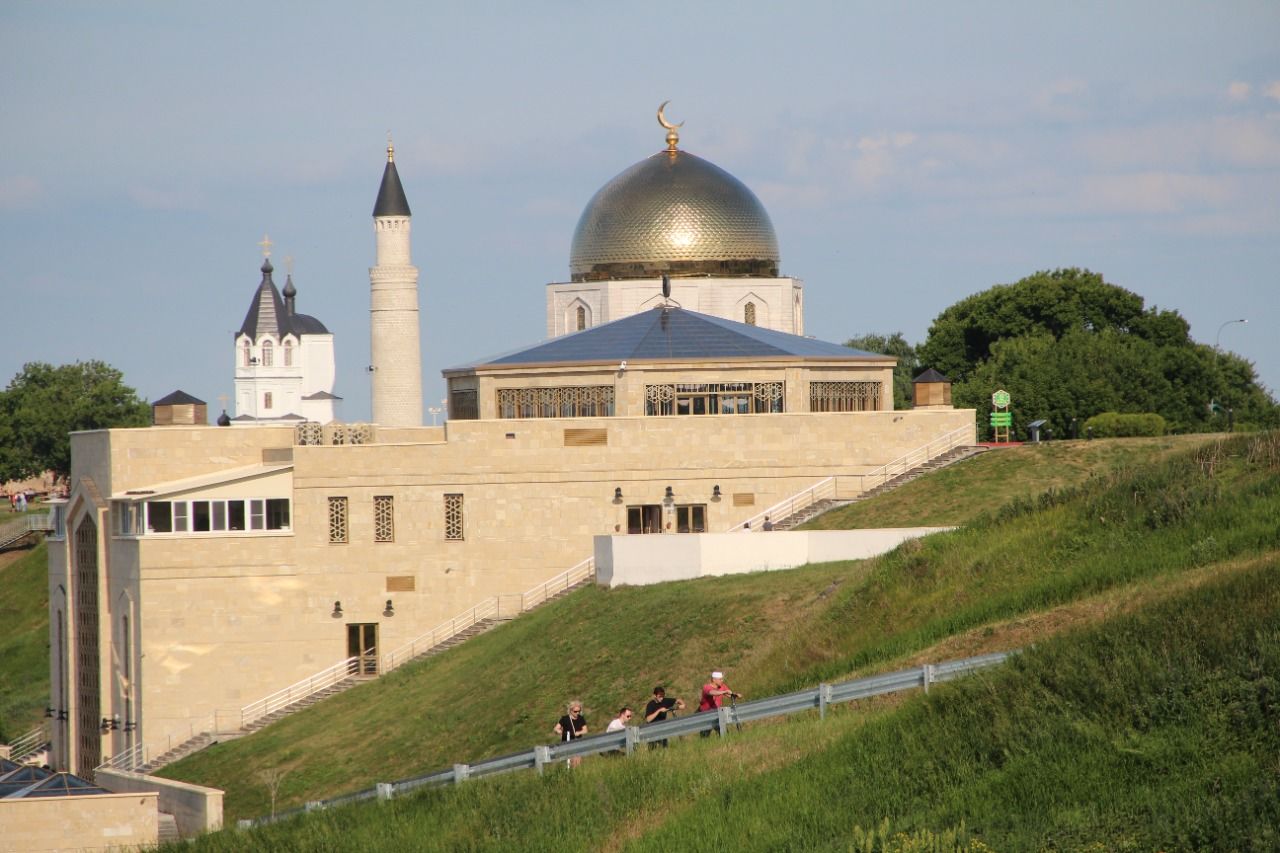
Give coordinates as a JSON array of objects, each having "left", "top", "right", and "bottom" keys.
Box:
[{"left": 569, "top": 149, "right": 780, "bottom": 282}]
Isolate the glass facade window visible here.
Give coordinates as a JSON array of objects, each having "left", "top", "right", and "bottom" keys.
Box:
[
  {"left": 142, "top": 498, "right": 289, "bottom": 535},
  {"left": 645, "top": 382, "right": 784, "bottom": 416}
]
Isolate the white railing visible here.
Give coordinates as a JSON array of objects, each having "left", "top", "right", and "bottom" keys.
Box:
[
  {"left": 95, "top": 740, "right": 146, "bottom": 774},
  {"left": 739, "top": 477, "right": 836, "bottom": 531},
  {"left": 0, "top": 512, "right": 53, "bottom": 547},
  {"left": 8, "top": 721, "right": 49, "bottom": 761},
  {"left": 240, "top": 656, "right": 360, "bottom": 730},
  {"left": 383, "top": 557, "right": 596, "bottom": 672},
  {"left": 860, "top": 425, "right": 973, "bottom": 493},
  {"left": 381, "top": 601, "right": 500, "bottom": 673}
]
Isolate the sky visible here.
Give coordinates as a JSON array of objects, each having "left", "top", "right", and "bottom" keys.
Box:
[{"left": 2, "top": 1, "right": 1278, "bottom": 421}]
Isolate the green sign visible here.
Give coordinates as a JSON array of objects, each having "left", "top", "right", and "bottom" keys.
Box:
[
  {"left": 989, "top": 412, "right": 1013, "bottom": 427},
  {"left": 992, "top": 389, "right": 1011, "bottom": 408}
]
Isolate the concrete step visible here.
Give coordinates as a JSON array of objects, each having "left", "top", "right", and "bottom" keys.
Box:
[{"left": 157, "top": 812, "right": 180, "bottom": 843}]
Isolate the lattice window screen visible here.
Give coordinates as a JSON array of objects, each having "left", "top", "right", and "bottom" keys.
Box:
[
  {"left": 328, "top": 497, "right": 348, "bottom": 544},
  {"left": 444, "top": 493, "right": 464, "bottom": 540},
  {"left": 296, "top": 423, "right": 323, "bottom": 446},
  {"left": 809, "top": 381, "right": 883, "bottom": 412},
  {"left": 374, "top": 496, "right": 394, "bottom": 542},
  {"left": 496, "top": 386, "right": 615, "bottom": 419}
]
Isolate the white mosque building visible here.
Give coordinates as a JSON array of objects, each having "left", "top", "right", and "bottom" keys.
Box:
[{"left": 45, "top": 110, "right": 974, "bottom": 778}]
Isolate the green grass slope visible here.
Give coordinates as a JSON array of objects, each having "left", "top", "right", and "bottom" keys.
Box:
[
  {"left": 805, "top": 433, "right": 1216, "bottom": 528},
  {"left": 176, "top": 553, "right": 1280, "bottom": 852},
  {"left": 0, "top": 541, "right": 50, "bottom": 743},
  {"left": 162, "top": 433, "right": 1280, "bottom": 828}
]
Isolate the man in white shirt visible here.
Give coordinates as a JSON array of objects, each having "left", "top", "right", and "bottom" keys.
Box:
[{"left": 606, "top": 706, "right": 634, "bottom": 733}]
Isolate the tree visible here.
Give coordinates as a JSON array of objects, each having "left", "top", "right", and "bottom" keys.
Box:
[
  {"left": 0, "top": 361, "right": 150, "bottom": 482},
  {"left": 917, "top": 269, "right": 1278, "bottom": 438},
  {"left": 845, "top": 332, "right": 919, "bottom": 409}
]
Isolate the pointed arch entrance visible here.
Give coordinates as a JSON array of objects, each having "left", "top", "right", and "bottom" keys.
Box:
[{"left": 73, "top": 516, "right": 101, "bottom": 776}]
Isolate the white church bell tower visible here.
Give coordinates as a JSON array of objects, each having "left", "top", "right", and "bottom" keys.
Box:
[{"left": 369, "top": 138, "right": 423, "bottom": 427}]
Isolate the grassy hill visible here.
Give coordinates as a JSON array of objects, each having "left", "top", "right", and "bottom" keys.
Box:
[
  {"left": 160, "top": 431, "right": 1280, "bottom": 841},
  {"left": 173, "top": 552, "right": 1280, "bottom": 852},
  {"left": 0, "top": 541, "right": 49, "bottom": 743}
]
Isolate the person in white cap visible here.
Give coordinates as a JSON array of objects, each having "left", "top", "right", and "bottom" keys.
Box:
[{"left": 698, "top": 671, "right": 740, "bottom": 714}]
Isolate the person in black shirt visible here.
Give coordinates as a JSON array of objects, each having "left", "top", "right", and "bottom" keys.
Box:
[
  {"left": 644, "top": 685, "right": 685, "bottom": 748},
  {"left": 554, "top": 700, "right": 588, "bottom": 766}
]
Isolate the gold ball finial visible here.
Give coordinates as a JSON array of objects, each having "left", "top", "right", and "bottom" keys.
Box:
[
  {"left": 657, "top": 100, "right": 683, "bottom": 154},
  {"left": 386, "top": 131, "right": 395, "bottom": 163}
]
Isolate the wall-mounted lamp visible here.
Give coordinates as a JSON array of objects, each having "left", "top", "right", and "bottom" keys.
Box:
[
  {"left": 57, "top": 709, "right": 68, "bottom": 721},
  {"left": 366, "top": 365, "right": 378, "bottom": 373},
  {"left": 45, "top": 706, "right": 55, "bottom": 718},
  {"left": 331, "top": 600, "right": 343, "bottom": 618},
  {"left": 249, "top": 357, "right": 259, "bottom": 365},
  {"left": 712, "top": 484, "right": 722, "bottom": 500},
  {"left": 665, "top": 485, "right": 674, "bottom": 500},
  {"left": 613, "top": 486, "right": 623, "bottom": 502},
  {"left": 100, "top": 715, "right": 120, "bottom": 733},
  {"left": 124, "top": 720, "right": 137, "bottom": 733},
  {"left": 383, "top": 599, "right": 395, "bottom": 617}
]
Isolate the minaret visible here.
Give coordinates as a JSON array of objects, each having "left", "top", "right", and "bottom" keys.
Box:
[{"left": 369, "top": 137, "right": 423, "bottom": 426}]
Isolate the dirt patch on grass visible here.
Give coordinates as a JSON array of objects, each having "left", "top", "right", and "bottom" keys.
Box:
[
  {"left": 896, "top": 553, "right": 1275, "bottom": 667},
  {"left": 0, "top": 543, "right": 37, "bottom": 573}
]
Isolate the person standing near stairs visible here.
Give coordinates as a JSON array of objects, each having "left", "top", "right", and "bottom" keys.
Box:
[{"left": 762, "top": 515, "right": 774, "bottom": 531}]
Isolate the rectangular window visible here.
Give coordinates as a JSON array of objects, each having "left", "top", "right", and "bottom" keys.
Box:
[
  {"left": 809, "top": 381, "right": 883, "bottom": 412},
  {"left": 374, "top": 496, "right": 394, "bottom": 543},
  {"left": 212, "top": 501, "right": 227, "bottom": 531},
  {"left": 496, "top": 386, "right": 615, "bottom": 419},
  {"left": 266, "top": 498, "right": 290, "bottom": 530},
  {"left": 192, "top": 501, "right": 211, "bottom": 532},
  {"left": 449, "top": 389, "right": 478, "bottom": 421},
  {"left": 328, "top": 497, "right": 348, "bottom": 544},
  {"left": 676, "top": 504, "right": 707, "bottom": 533},
  {"left": 147, "top": 502, "right": 172, "bottom": 533},
  {"left": 263, "top": 391, "right": 273, "bottom": 410},
  {"left": 646, "top": 382, "right": 784, "bottom": 416},
  {"left": 174, "top": 502, "right": 189, "bottom": 532},
  {"left": 228, "top": 500, "right": 246, "bottom": 531},
  {"left": 250, "top": 499, "right": 265, "bottom": 530},
  {"left": 444, "top": 493, "right": 464, "bottom": 541}
]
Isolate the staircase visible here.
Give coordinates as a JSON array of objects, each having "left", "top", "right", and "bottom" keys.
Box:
[
  {"left": 112, "top": 559, "right": 597, "bottom": 775},
  {"left": 771, "top": 445, "right": 987, "bottom": 530},
  {"left": 156, "top": 812, "right": 180, "bottom": 843},
  {"left": 0, "top": 513, "right": 52, "bottom": 551}
]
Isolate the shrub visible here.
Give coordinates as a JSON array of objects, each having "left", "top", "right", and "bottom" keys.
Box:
[{"left": 1085, "top": 411, "right": 1165, "bottom": 437}]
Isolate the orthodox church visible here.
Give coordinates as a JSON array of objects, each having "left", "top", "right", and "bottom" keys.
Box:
[{"left": 45, "top": 110, "right": 974, "bottom": 778}]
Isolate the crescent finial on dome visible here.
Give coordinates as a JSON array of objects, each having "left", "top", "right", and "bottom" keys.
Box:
[
  {"left": 657, "top": 101, "right": 683, "bottom": 154},
  {"left": 386, "top": 131, "right": 395, "bottom": 163}
]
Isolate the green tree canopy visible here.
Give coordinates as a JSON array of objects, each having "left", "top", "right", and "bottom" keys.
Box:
[
  {"left": 0, "top": 361, "right": 150, "bottom": 482},
  {"left": 916, "top": 269, "right": 1277, "bottom": 437},
  {"left": 845, "top": 332, "right": 918, "bottom": 409}
]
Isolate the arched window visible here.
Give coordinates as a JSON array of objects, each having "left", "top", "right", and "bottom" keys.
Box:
[
  {"left": 242, "top": 341, "right": 251, "bottom": 367},
  {"left": 261, "top": 340, "right": 273, "bottom": 367},
  {"left": 283, "top": 340, "right": 294, "bottom": 367},
  {"left": 744, "top": 302, "right": 757, "bottom": 326},
  {"left": 264, "top": 391, "right": 273, "bottom": 410},
  {"left": 576, "top": 305, "right": 586, "bottom": 331}
]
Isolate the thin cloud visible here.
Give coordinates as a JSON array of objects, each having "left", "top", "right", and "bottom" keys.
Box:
[
  {"left": 1265, "top": 81, "right": 1280, "bottom": 102},
  {"left": 0, "top": 175, "right": 43, "bottom": 210},
  {"left": 1227, "top": 81, "right": 1251, "bottom": 101}
]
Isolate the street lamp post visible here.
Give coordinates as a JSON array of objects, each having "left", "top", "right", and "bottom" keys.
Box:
[{"left": 1215, "top": 318, "right": 1247, "bottom": 352}]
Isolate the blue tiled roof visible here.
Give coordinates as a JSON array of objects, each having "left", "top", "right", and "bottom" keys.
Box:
[{"left": 448, "top": 307, "right": 883, "bottom": 370}]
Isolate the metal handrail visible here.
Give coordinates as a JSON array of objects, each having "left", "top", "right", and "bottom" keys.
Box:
[
  {"left": 240, "top": 650, "right": 1017, "bottom": 829},
  {"left": 8, "top": 722, "right": 50, "bottom": 761},
  {"left": 95, "top": 740, "right": 147, "bottom": 774},
  {"left": 382, "top": 557, "right": 595, "bottom": 672},
  {"left": 240, "top": 656, "right": 360, "bottom": 728},
  {"left": 861, "top": 425, "right": 972, "bottom": 492},
  {"left": 739, "top": 476, "right": 836, "bottom": 531}
]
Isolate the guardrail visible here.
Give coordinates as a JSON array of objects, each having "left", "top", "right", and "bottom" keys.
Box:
[
  {"left": 95, "top": 740, "right": 146, "bottom": 773},
  {"left": 241, "top": 656, "right": 360, "bottom": 729},
  {"left": 0, "top": 512, "right": 54, "bottom": 548},
  {"left": 239, "top": 650, "right": 1015, "bottom": 830},
  {"left": 739, "top": 476, "right": 835, "bottom": 531},
  {"left": 8, "top": 722, "right": 50, "bottom": 762},
  {"left": 860, "top": 425, "right": 973, "bottom": 493}
]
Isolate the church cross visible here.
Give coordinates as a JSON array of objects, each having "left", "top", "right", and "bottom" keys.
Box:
[{"left": 258, "top": 233, "right": 273, "bottom": 258}]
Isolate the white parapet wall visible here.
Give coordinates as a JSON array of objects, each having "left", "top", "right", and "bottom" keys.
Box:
[
  {"left": 594, "top": 528, "right": 953, "bottom": 588},
  {"left": 96, "top": 769, "right": 223, "bottom": 838}
]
